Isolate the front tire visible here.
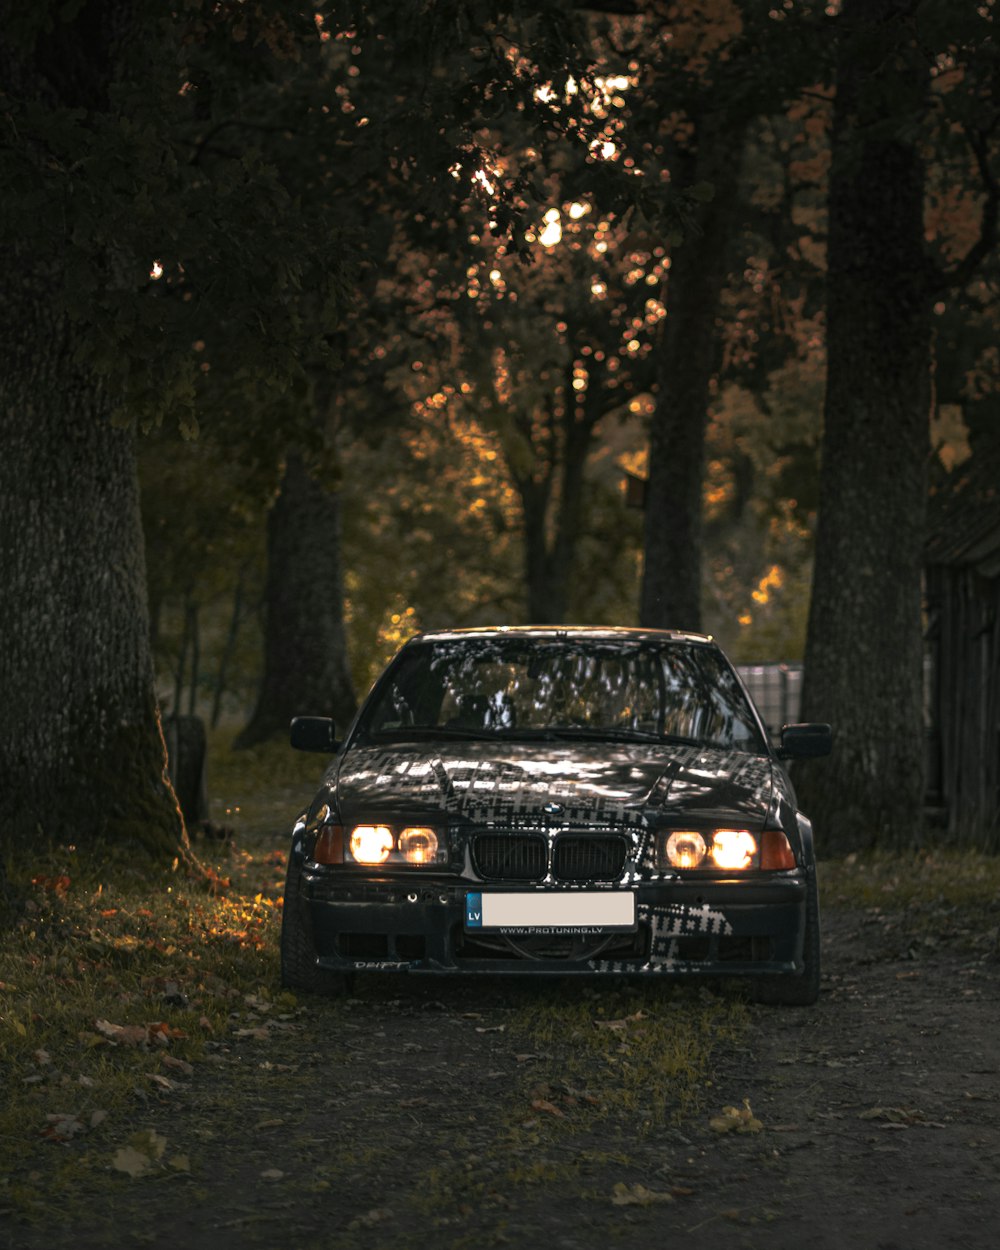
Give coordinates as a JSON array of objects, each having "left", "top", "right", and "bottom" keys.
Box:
[
  {"left": 280, "top": 860, "right": 348, "bottom": 996},
  {"left": 751, "top": 870, "right": 821, "bottom": 1007}
]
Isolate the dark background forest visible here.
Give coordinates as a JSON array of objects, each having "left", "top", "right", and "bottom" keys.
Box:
[{"left": 2, "top": 0, "right": 999, "bottom": 871}]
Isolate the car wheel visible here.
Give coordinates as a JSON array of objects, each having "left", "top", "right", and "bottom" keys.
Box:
[
  {"left": 750, "top": 870, "right": 821, "bottom": 1007},
  {"left": 280, "top": 860, "right": 348, "bottom": 996}
]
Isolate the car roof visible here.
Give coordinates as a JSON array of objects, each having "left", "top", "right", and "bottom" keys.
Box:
[{"left": 408, "top": 625, "right": 716, "bottom": 645}]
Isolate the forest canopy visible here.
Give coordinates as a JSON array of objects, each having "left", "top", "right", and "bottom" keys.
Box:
[{"left": 1, "top": 0, "right": 997, "bottom": 858}]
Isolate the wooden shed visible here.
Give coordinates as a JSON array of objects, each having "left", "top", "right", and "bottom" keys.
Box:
[{"left": 925, "top": 455, "right": 1000, "bottom": 848}]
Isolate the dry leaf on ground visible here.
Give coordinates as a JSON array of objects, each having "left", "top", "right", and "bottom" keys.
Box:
[
  {"left": 161, "top": 1054, "right": 194, "bottom": 1077},
  {"left": 531, "top": 1098, "right": 566, "bottom": 1118},
  {"left": 40, "top": 1113, "right": 85, "bottom": 1142},
  {"left": 710, "top": 1098, "right": 763, "bottom": 1134},
  {"left": 594, "top": 1010, "right": 647, "bottom": 1032},
  {"left": 611, "top": 1182, "right": 675, "bottom": 1206}
]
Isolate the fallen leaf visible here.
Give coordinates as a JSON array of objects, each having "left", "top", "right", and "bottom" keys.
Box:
[
  {"left": 148, "top": 1021, "right": 186, "bottom": 1044},
  {"left": 41, "top": 1114, "right": 84, "bottom": 1142},
  {"left": 161, "top": 1055, "right": 194, "bottom": 1077},
  {"left": 710, "top": 1099, "right": 763, "bottom": 1135},
  {"left": 130, "top": 1128, "right": 168, "bottom": 1161},
  {"left": 531, "top": 1099, "right": 565, "bottom": 1119},
  {"left": 260, "top": 1168, "right": 284, "bottom": 1182},
  {"left": 112, "top": 1146, "right": 152, "bottom": 1177},
  {"left": 168, "top": 1154, "right": 191, "bottom": 1172},
  {"left": 349, "top": 1208, "right": 392, "bottom": 1229},
  {"left": 611, "top": 1182, "right": 674, "bottom": 1207},
  {"left": 94, "top": 1019, "right": 149, "bottom": 1047},
  {"left": 595, "top": 1010, "right": 647, "bottom": 1032},
  {"left": 859, "top": 1106, "right": 921, "bottom": 1125}
]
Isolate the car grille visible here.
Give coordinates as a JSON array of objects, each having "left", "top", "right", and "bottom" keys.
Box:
[
  {"left": 472, "top": 834, "right": 628, "bottom": 883},
  {"left": 472, "top": 835, "right": 547, "bottom": 881},
  {"left": 553, "top": 836, "right": 628, "bottom": 882}
]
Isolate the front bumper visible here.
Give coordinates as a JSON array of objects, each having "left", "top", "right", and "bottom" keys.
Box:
[{"left": 297, "top": 865, "right": 810, "bottom": 979}]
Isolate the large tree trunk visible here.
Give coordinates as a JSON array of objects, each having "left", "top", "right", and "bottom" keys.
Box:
[
  {"left": 235, "top": 451, "right": 357, "bottom": 747},
  {"left": 517, "top": 406, "right": 596, "bottom": 625},
  {"left": 796, "top": 0, "right": 930, "bottom": 852},
  {"left": 0, "top": 279, "right": 185, "bottom": 857},
  {"left": 640, "top": 119, "right": 748, "bottom": 632},
  {"left": 520, "top": 476, "right": 558, "bottom": 624}
]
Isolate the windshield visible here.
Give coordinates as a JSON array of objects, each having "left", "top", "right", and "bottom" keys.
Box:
[{"left": 355, "top": 637, "right": 767, "bottom": 754}]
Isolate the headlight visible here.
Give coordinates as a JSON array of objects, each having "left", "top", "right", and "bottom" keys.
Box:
[
  {"left": 398, "top": 826, "right": 439, "bottom": 864},
  {"left": 349, "top": 824, "right": 394, "bottom": 864},
  {"left": 664, "top": 830, "right": 707, "bottom": 869},
  {"left": 658, "top": 828, "right": 759, "bottom": 871},
  {"left": 710, "top": 829, "right": 757, "bottom": 870},
  {"left": 344, "top": 824, "right": 446, "bottom": 866}
]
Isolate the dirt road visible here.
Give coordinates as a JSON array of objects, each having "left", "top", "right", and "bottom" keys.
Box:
[{"left": 6, "top": 898, "right": 999, "bottom": 1250}]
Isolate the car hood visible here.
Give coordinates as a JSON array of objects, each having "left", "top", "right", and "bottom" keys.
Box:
[{"left": 332, "top": 739, "right": 775, "bottom": 828}]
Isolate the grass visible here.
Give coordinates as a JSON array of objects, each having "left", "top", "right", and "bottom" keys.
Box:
[
  {"left": 4, "top": 731, "right": 997, "bottom": 1238},
  {"left": 819, "top": 848, "right": 1000, "bottom": 960},
  {"left": 508, "top": 980, "right": 747, "bottom": 1126},
  {"left": 821, "top": 848, "right": 1000, "bottom": 911},
  {"left": 0, "top": 852, "right": 288, "bottom": 1221},
  {"left": 204, "top": 722, "right": 324, "bottom": 837},
  {"left": 0, "top": 732, "right": 303, "bottom": 1224},
  {"left": 400, "top": 981, "right": 749, "bottom": 1235}
]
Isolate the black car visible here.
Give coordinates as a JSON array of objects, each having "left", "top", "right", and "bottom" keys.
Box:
[{"left": 280, "top": 627, "right": 831, "bottom": 1004}]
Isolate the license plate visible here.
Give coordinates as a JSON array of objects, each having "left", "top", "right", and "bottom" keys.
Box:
[{"left": 465, "top": 891, "right": 636, "bottom": 933}]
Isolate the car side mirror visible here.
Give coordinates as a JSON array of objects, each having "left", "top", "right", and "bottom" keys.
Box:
[
  {"left": 778, "top": 722, "right": 832, "bottom": 760},
  {"left": 290, "top": 716, "right": 340, "bottom": 753}
]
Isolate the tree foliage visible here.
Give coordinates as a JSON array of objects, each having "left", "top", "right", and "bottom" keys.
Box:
[{"left": 4, "top": 0, "right": 999, "bottom": 854}]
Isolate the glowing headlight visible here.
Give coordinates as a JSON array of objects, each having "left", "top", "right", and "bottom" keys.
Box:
[
  {"left": 349, "top": 824, "right": 394, "bottom": 864},
  {"left": 664, "top": 830, "right": 707, "bottom": 869},
  {"left": 398, "top": 826, "right": 439, "bottom": 864},
  {"left": 710, "top": 829, "right": 757, "bottom": 870}
]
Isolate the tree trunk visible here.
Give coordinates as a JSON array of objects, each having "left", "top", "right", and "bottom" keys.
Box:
[
  {"left": 515, "top": 407, "right": 596, "bottom": 626},
  {"left": 520, "top": 476, "right": 558, "bottom": 624},
  {"left": 0, "top": 276, "right": 186, "bottom": 857},
  {"left": 796, "top": 0, "right": 930, "bottom": 852},
  {"left": 235, "top": 451, "right": 357, "bottom": 747},
  {"left": 211, "top": 566, "right": 247, "bottom": 729},
  {"left": 640, "top": 119, "right": 749, "bottom": 632}
]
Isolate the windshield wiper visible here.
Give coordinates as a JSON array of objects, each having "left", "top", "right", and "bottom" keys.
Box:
[
  {"left": 545, "top": 728, "right": 704, "bottom": 746},
  {"left": 371, "top": 725, "right": 496, "bottom": 742},
  {"left": 490, "top": 727, "right": 704, "bottom": 747}
]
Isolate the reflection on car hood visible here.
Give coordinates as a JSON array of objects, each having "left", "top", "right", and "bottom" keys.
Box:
[{"left": 334, "top": 740, "right": 775, "bottom": 827}]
